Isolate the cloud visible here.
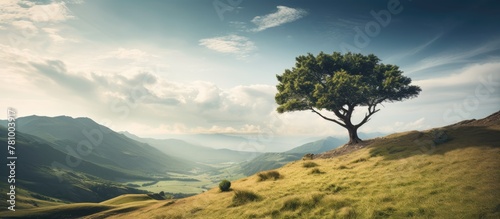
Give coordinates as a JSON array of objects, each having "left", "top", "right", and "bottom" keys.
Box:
[
  {"left": 0, "top": 0, "right": 74, "bottom": 24},
  {"left": 384, "top": 32, "right": 443, "bottom": 63},
  {"left": 98, "top": 48, "right": 151, "bottom": 60},
  {"left": 405, "top": 39, "right": 500, "bottom": 75},
  {"left": 17, "top": 57, "right": 283, "bottom": 135},
  {"left": 251, "top": 6, "right": 307, "bottom": 32},
  {"left": 199, "top": 34, "right": 256, "bottom": 58}
]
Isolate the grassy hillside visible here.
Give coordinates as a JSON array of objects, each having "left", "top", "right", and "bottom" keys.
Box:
[
  {"left": 3, "top": 112, "right": 499, "bottom": 218},
  {"left": 240, "top": 137, "right": 345, "bottom": 176},
  {"left": 239, "top": 153, "right": 302, "bottom": 176}
]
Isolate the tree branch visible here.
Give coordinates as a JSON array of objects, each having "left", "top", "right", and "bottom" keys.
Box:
[
  {"left": 355, "top": 103, "right": 380, "bottom": 128},
  {"left": 310, "top": 108, "right": 346, "bottom": 128}
]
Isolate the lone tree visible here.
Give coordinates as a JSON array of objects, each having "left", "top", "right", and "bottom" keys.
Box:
[{"left": 275, "top": 52, "right": 421, "bottom": 145}]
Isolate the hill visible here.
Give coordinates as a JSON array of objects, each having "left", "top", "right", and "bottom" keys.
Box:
[
  {"left": 285, "top": 136, "right": 345, "bottom": 154},
  {"left": 1, "top": 115, "right": 206, "bottom": 174},
  {"left": 123, "top": 132, "right": 262, "bottom": 164},
  {"left": 0, "top": 116, "right": 209, "bottom": 205},
  {"left": 240, "top": 137, "right": 345, "bottom": 176},
  {"left": 6, "top": 111, "right": 494, "bottom": 219}
]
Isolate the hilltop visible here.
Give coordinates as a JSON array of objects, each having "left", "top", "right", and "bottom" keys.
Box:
[{"left": 3, "top": 111, "right": 498, "bottom": 218}]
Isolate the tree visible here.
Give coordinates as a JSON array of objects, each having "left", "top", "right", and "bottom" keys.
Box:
[{"left": 275, "top": 52, "right": 421, "bottom": 145}]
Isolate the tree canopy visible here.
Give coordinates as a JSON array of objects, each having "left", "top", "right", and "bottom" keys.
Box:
[{"left": 275, "top": 52, "right": 421, "bottom": 144}]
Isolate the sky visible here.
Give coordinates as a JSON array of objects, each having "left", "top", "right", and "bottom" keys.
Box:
[{"left": 1, "top": 0, "right": 500, "bottom": 143}]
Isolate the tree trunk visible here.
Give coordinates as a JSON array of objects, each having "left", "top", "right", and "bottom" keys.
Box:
[{"left": 346, "top": 125, "right": 362, "bottom": 145}]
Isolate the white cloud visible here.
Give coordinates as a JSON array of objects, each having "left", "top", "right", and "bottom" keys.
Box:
[
  {"left": 42, "top": 27, "right": 66, "bottom": 42},
  {"left": 405, "top": 39, "right": 500, "bottom": 74},
  {"left": 0, "top": 0, "right": 74, "bottom": 24},
  {"left": 415, "top": 62, "right": 500, "bottom": 91},
  {"left": 98, "top": 48, "right": 151, "bottom": 60},
  {"left": 199, "top": 34, "right": 256, "bottom": 58},
  {"left": 11, "top": 20, "right": 38, "bottom": 32},
  {"left": 251, "top": 6, "right": 307, "bottom": 32}
]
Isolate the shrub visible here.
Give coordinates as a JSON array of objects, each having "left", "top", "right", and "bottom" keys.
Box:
[
  {"left": 338, "top": 165, "right": 348, "bottom": 169},
  {"left": 302, "top": 161, "right": 318, "bottom": 168},
  {"left": 309, "top": 168, "right": 324, "bottom": 174},
  {"left": 257, "top": 171, "right": 281, "bottom": 181},
  {"left": 281, "top": 198, "right": 301, "bottom": 211},
  {"left": 219, "top": 180, "right": 231, "bottom": 192},
  {"left": 230, "top": 190, "right": 261, "bottom": 207},
  {"left": 351, "top": 157, "right": 368, "bottom": 163}
]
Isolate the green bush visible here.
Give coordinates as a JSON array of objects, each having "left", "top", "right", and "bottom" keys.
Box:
[
  {"left": 257, "top": 171, "right": 281, "bottom": 181},
  {"left": 302, "top": 161, "right": 318, "bottom": 168},
  {"left": 219, "top": 180, "right": 231, "bottom": 192}
]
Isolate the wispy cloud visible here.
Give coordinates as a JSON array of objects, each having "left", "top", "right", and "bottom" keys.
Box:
[
  {"left": 405, "top": 39, "right": 500, "bottom": 75},
  {"left": 199, "top": 34, "right": 256, "bottom": 59},
  {"left": 384, "top": 33, "right": 443, "bottom": 63},
  {"left": 250, "top": 6, "right": 307, "bottom": 32}
]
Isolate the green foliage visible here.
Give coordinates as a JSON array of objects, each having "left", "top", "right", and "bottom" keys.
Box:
[
  {"left": 230, "top": 190, "right": 261, "bottom": 207},
  {"left": 257, "top": 171, "right": 281, "bottom": 181},
  {"left": 219, "top": 180, "right": 231, "bottom": 192},
  {"left": 302, "top": 161, "right": 318, "bottom": 168},
  {"left": 276, "top": 52, "right": 421, "bottom": 113}
]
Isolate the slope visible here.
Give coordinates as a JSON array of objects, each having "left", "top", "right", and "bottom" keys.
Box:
[{"left": 72, "top": 111, "right": 500, "bottom": 219}]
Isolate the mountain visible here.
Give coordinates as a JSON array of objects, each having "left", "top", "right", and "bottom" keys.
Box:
[
  {"left": 240, "top": 136, "right": 346, "bottom": 176},
  {"left": 285, "top": 136, "right": 346, "bottom": 154},
  {"left": 122, "top": 132, "right": 262, "bottom": 164},
  {"left": 7, "top": 111, "right": 497, "bottom": 218},
  {"left": 0, "top": 126, "right": 146, "bottom": 203},
  {"left": 1, "top": 115, "right": 206, "bottom": 175},
  {"left": 0, "top": 116, "right": 210, "bottom": 204}
]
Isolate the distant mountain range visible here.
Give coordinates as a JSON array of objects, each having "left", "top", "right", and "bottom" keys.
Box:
[
  {"left": 0, "top": 116, "right": 209, "bottom": 203},
  {"left": 122, "top": 132, "right": 262, "bottom": 164}
]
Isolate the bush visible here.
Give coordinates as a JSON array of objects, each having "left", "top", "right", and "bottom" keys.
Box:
[
  {"left": 219, "top": 180, "right": 231, "bottom": 192},
  {"left": 302, "top": 161, "right": 318, "bottom": 168},
  {"left": 257, "top": 171, "right": 281, "bottom": 181},
  {"left": 281, "top": 198, "right": 301, "bottom": 211},
  {"left": 230, "top": 190, "right": 261, "bottom": 206},
  {"left": 309, "top": 168, "right": 325, "bottom": 174}
]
